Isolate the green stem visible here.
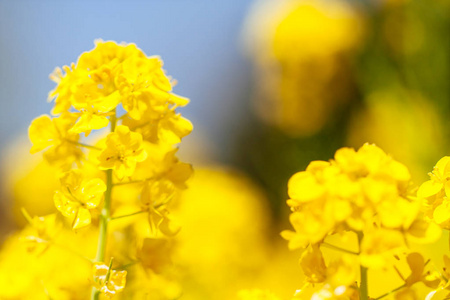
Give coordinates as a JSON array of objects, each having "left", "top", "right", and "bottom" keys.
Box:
[
  {"left": 105, "top": 257, "right": 114, "bottom": 283},
  {"left": 95, "top": 169, "right": 112, "bottom": 263},
  {"left": 113, "top": 179, "right": 149, "bottom": 186},
  {"left": 65, "top": 139, "right": 102, "bottom": 151},
  {"left": 111, "top": 210, "right": 147, "bottom": 220},
  {"left": 373, "top": 284, "right": 405, "bottom": 300},
  {"left": 23, "top": 237, "right": 93, "bottom": 263},
  {"left": 91, "top": 109, "right": 116, "bottom": 300},
  {"left": 110, "top": 111, "right": 117, "bottom": 132},
  {"left": 117, "top": 260, "right": 140, "bottom": 270},
  {"left": 91, "top": 169, "right": 113, "bottom": 300},
  {"left": 321, "top": 242, "right": 359, "bottom": 256},
  {"left": 358, "top": 232, "right": 369, "bottom": 300}
]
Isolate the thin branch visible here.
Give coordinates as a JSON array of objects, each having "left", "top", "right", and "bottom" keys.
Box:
[
  {"left": 65, "top": 139, "right": 102, "bottom": 151},
  {"left": 111, "top": 210, "right": 147, "bottom": 221},
  {"left": 321, "top": 242, "right": 359, "bottom": 256},
  {"left": 373, "top": 284, "right": 406, "bottom": 300}
]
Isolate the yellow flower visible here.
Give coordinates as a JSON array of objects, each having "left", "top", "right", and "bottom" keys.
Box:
[
  {"left": 326, "top": 256, "right": 358, "bottom": 289},
  {"left": 137, "top": 238, "right": 173, "bottom": 274},
  {"left": 417, "top": 156, "right": 450, "bottom": 229},
  {"left": 69, "top": 107, "right": 111, "bottom": 136},
  {"left": 283, "top": 144, "right": 420, "bottom": 252},
  {"left": 0, "top": 227, "right": 93, "bottom": 300},
  {"left": 98, "top": 125, "right": 147, "bottom": 179},
  {"left": 116, "top": 55, "right": 189, "bottom": 120},
  {"left": 300, "top": 244, "right": 327, "bottom": 284},
  {"left": 359, "top": 228, "right": 405, "bottom": 269},
  {"left": 417, "top": 156, "right": 450, "bottom": 199},
  {"left": 281, "top": 208, "right": 335, "bottom": 250},
  {"left": 243, "top": 0, "right": 363, "bottom": 136},
  {"left": 54, "top": 170, "right": 106, "bottom": 229},
  {"left": 404, "top": 252, "right": 426, "bottom": 287},
  {"left": 405, "top": 219, "right": 441, "bottom": 244},
  {"left": 29, "top": 114, "right": 82, "bottom": 167},
  {"left": 122, "top": 108, "right": 193, "bottom": 146},
  {"left": 20, "top": 212, "right": 59, "bottom": 253},
  {"left": 92, "top": 262, "right": 127, "bottom": 298},
  {"left": 130, "top": 142, "right": 192, "bottom": 236},
  {"left": 143, "top": 181, "right": 182, "bottom": 236},
  {"left": 77, "top": 40, "right": 145, "bottom": 75},
  {"left": 69, "top": 92, "right": 120, "bottom": 136},
  {"left": 48, "top": 64, "right": 80, "bottom": 115}
]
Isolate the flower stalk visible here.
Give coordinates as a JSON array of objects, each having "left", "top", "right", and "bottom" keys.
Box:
[
  {"left": 358, "top": 231, "right": 368, "bottom": 300},
  {"left": 91, "top": 113, "right": 116, "bottom": 300}
]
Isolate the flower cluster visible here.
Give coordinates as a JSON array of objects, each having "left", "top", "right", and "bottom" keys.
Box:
[
  {"left": 24, "top": 40, "right": 193, "bottom": 299},
  {"left": 281, "top": 144, "right": 441, "bottom": 299}
]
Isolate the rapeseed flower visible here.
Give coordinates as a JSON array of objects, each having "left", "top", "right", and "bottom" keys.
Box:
[
  {"left": 98, "top": 125, "right": 147, "bottom": 179},
  {"left": 280, "top": 144, "right": 441, "bottom": 299},
  {"left": 22, "top": 40, "right": 192, "bottom": 299},
  {"left": 418, "top": 156, "right": 450, "bottom": 229},
  {"left": 29, "top": 114, "right": 82, "bottom": 169},
  {"left": 54, "top": 170, "right": 106, "bottom": 229}
]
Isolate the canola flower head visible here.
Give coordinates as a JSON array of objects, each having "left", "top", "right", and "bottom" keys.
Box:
[
  {"left": 283, "top": 144, "right": 439, "bottom": 269},
  {"left": 43, "top": 40, "right": 190, "bottom": 141},
  {"left": 23, "top": 40, "right": 193, "bottom": 298}
]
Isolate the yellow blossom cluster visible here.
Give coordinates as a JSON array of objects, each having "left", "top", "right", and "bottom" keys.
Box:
[
  {"left": 279, "top": 144, "right": 442, "bottom": 299},
  {"left": 243, "top": 0, "right": 363, "bottom": 136},
  {"left": 18, "top": 40, "right": 193, "bottom": 299}
]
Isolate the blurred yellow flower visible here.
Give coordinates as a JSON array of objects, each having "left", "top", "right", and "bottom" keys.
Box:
[
  {"left": 347, "top": 90, "right": 445, "bottom": 183},
  {"left": 299, "top": 244, "right": 327, "bottom": 284},
  {"left": 243, "top": 0, "right": 364, "bottom": 136},
  {"left": 173, "top": 167, "right": 274, "bottom": 300},
  {"left": 283, "top": 144, "right": 434, "bottom": 255},
  {"left": 0, "top": 225, "right": 95, "bottom": 299}
]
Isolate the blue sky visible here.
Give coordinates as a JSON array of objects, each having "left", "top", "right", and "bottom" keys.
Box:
[{"left": 0, "top": 0, "right": 255, "bottom": 162}]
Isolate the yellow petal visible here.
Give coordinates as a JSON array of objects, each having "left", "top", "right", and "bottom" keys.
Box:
[
  {"left": 72, "top": 208, "right": 91, "bottom": 229},
  {"left": 407, "top": 219, "right": 441, "bottom": 244},
  {"left": 80, "top": 178, "right": 106, "bottom": 208},
  {"left": 29, "top": 115, "right": 60, "bottom": 153},
  {"left": 159, "top": 216, "right": 181, "bottom": 237},
  {"left": 433, "top": 201, "right": 450, "bottom": 224},
  {"left": 53, "top": 191, "right": 77, "bottom": 217},
  {"left": 434, "top": 156, "right": 450, "bottom": 179},
  {"left": 417, "top": 180, "right": 443, "bottom": 198},
  {"left": 405, "top": 252, "right": 425, "bottom": 287},
  {"left": 288, "top": 171, "right": 325, "bottom": 202}
]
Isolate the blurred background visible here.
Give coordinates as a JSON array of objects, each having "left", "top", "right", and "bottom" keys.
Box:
[{"left": 1, "top": 0, "right": 450, "bottom": 298}]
